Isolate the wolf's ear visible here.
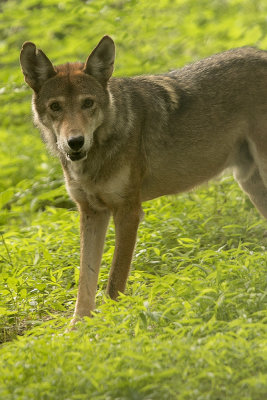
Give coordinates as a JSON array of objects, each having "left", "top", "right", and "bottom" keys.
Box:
[
  {"left": 84, "top": 36, "right": 115, "bottom": 85},
  {"left": 20, "top": 42, "right": 56, "bottom": 92}
]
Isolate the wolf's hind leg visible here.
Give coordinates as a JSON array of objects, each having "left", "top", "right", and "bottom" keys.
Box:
[
  {"left": 233, "top": 141, "right": 267, "bottom": 219},
  {"left": 236, "top": 167, "right": 267, "bottom": 219}
]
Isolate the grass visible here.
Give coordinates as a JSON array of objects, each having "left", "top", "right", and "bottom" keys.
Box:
[{"left": 0, "top": 0, "right": 267, "bottom": 398}]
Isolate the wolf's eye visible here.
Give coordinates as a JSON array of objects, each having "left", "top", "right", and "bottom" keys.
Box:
[
  {"left": 50, "top": 102, "right": 61, "bottom": 112},
  {"left": 82, "top": 98, "right": 94, "bottom": 109}
]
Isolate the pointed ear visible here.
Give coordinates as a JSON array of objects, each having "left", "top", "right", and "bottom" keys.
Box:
[
  {"left": 83, "top": 36, "right": 115, "bottom": 85},
  {"left": 20, "top": 42, "right": 56, "bottom": 92}
]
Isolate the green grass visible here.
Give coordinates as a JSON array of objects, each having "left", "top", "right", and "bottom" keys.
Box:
[{"left": 1, "top": 0, "right": 267, "bottom": 398}]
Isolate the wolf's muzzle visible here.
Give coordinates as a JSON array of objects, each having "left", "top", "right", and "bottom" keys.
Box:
[{"left": 66, "top": 136, "right": 87, "bottom": 161}]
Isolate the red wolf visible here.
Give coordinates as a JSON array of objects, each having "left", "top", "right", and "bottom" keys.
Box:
[{"left": 20, "top": 36, "right": 267, "bottom": 325}]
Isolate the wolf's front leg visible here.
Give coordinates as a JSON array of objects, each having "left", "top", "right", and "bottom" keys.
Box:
[
  {"left": 106, "top": 204, "right": 142, "bottom": 299},
  {"left": 71, "top": 207, "right": 110, "bottom": 325}
]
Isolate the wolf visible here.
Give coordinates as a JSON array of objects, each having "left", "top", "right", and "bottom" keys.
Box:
[{"left": 20, "top": 35, "right": 267, "bottom": 325}]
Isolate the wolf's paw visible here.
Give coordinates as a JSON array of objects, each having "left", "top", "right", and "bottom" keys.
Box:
[{"left": 66, "top": 311, "right": 92, "bottom": 331}]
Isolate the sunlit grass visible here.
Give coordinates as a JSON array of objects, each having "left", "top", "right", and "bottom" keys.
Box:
[{"left": 1, "top": 0, "right": 267, "bottom": 398}]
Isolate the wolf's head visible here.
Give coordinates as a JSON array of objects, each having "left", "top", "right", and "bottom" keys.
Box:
[{"left": 20, "top": 36, "right": 115, "bottom": 162}]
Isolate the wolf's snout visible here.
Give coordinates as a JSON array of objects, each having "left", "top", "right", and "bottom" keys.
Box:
[{"left": 67, "top": 136, "right": 85, "bottom": 151}]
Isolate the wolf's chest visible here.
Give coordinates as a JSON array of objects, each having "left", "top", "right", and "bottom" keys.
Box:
[{"left": 65, "top": 164, "right": 131, "bottom": 210}]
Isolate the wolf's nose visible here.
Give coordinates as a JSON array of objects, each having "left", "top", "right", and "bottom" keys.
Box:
[{"left": 67, "top": 136, "right": 84, "bottom": 151}]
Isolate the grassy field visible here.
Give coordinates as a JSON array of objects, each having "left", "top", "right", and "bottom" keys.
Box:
[{"left": 1, "top": 0, "right": 267, "bottom": 398}]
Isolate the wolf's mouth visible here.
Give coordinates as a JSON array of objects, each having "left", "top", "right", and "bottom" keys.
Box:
[{"left": 67, "top": 151, "right": 87, "bottom": 162}]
